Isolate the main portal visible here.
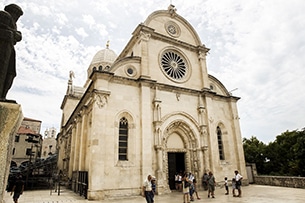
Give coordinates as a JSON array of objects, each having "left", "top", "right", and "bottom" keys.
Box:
[{"left": 167, "top": 152, "right": 185, "bottom": 190}]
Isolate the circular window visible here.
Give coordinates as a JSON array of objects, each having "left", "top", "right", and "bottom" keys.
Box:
[
  {"left": 127, "top": 68, "right": 133, "bottom": 75},
  {"left": 160, "top": 50, "right": 188, "bottom": 81},
  {"left": 165, "top": 21, "right": 180, "bottom": 37},
  {"left": 125, "top": 66, "right": 136, "bottom": 77}
]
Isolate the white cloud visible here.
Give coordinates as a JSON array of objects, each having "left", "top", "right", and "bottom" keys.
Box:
[
  {"left": 82, "top": 14, "right": 95, "bottom": 28},
  {"left": 75, "top": 27, "right": 89, "bottom": 38},
  {"left": 2, "top": 0, "right": 305, "bottom": 143},
  {"left": 55, "top": 13, "right": 68, "bottom": 25}
]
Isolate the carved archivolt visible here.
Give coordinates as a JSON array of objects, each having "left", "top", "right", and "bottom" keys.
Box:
[{"left": 160, "top": 119, "right": 201, "bottom": 183}]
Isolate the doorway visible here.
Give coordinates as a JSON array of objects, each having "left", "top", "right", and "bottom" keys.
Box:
[{"left": 167, "top": 152, "right": 185, "bottom": 190}]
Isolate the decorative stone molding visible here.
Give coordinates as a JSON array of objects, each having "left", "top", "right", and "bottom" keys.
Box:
[
  {"left": 198, "top": 50, "right": 206, "bottom": 60},
  {"left": 168, "top": 4, "right": 177, "bottom": 18},
  {"left": 93, "top": 89, "right": 110, "bottom": 109},
  {"left": 95, "top": 94, "right": 108, "bottom": 108},
  {"left": 139, "top": 31, "right": 151, "bottom": 42}
]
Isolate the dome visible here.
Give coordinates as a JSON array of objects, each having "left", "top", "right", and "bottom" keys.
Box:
[{"left": 90, "top": 44, "right": 117, "bottom": 66}]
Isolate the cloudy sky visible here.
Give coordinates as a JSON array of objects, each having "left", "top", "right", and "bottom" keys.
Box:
[{"left": 2, "top": 0, "right": 304, "bottom": 143}]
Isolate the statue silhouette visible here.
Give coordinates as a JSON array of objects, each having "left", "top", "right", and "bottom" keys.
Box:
[{"left": 0, "top": 4, "right": 23, "bottom": 102}]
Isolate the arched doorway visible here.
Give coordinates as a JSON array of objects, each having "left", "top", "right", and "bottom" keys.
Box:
[
  {"left": 158, "top": 116, "right": 203, "bottom": 193},
  {"left": 163, "top": 120, "right": 199, "bottom": 191},
  {"left": 167, "top": 152, "right": 185, "bottom": 190}
]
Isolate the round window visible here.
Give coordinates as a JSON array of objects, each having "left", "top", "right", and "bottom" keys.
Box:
[
  {"left": 125, "top": 66, "right": 136, "bottom": 77},
  {"left": 160, "top": 50, "right": 188, "bottom": 81},
  {"left": 165, "top": 21, "right": 180, "bottom": 37},
  {"left": 127, "top": 68, "right": 133, "bottom": 75}
]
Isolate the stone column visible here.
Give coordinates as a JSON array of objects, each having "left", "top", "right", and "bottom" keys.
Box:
[
  {"left": 139, "top": 82, "right": 153, "bottom": 184},
  {"left": 138, "top": 31, "right": 151, "bottom": 78},
  {"left": 198, "top": 95, "right": 210, "bottom": 172},
  {"left": 0, "top": 102, "right": 23, "bottom": 203},
  {"left": 68, "top": 123, "right": 76, "bottom": 178},
  {"left": 79, "top": 109, "right": 87, "bottom": 171},
  {"left": 198, "top": 46, "right": 210, "bottom": 90},
  {"left": 73, "top": 115, "right": 82, "bottom": 171}
]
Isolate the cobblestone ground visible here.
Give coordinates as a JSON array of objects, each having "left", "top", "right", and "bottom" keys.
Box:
[{"left": 3, "top": 184, "right": 305, "bottom": 203}]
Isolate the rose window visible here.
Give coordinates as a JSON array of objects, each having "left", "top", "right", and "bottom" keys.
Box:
[{"left": 161, "top": 51, "right": 187, "bottom": 80}]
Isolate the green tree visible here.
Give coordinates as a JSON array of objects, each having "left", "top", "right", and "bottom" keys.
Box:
[
  {"left": 293, "top": 128, "right": 305, "bottom": 176},
  {"left": 265, "top": 130, "right": 303, "bottom": 176},
  {"left": 243, "top": 136, "right": 267, "bottom": 174},
  {"left": 244, "top": 128, "right": 305, "bottom": 177}
]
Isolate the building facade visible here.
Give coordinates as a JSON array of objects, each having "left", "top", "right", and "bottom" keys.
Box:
[
  {"left": 41, "top": 127, "right": 57, "bottom": 159},
  {"left": 57, "top": 5, "right": 247, "bottom": 200},
  {"left": 12, "top": 117, "right": 42, "bottom": 166}
]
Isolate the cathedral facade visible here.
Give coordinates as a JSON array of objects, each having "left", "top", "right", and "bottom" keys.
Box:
[{"left": 57, "top": 5, "right": 247, "bottom": 200}]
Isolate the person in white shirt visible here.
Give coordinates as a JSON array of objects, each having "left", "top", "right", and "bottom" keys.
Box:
[
  {"left": 143, "top": 175, "right": 154, "bottom": 203},
  {"left": 234, "top": 170, "right": 243, "bottom": 197}
]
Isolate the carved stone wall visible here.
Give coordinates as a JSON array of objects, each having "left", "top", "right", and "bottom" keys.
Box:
[{"left": 0, "top": 102, "right": 23, "bottom": 203}]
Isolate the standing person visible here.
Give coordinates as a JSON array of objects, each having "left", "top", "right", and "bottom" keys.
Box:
[
  {"left": 143, "top": 175, "right": 154, "bottom": 203},
  {"left": 202, "top": 172, "right": 208, "bottom": 191},
  {"left": 234, "top": 170, "right": 243, "bottom": 197},
  {"left": 177, "top": 172, "right": 183, "bottom": 192},
  {"left": 10, "top": 173, "right": 24, "bottom": 203},
  {"left": 232, "top": 178, "right": 236, "bottom": 197},
  {"left": 207, "top": 171, "right": 216, "bottom": 198},
  {"left": 188, "top": 172, "right": 195, "bottom": 201},
  {"left": 182, "top": 172, "right": 190, "bottom": 203},
  {"left": 151, "top": 176, "right": 156, "bottom": 201},
  {"left": 175, "top": 172, "right": 179, "bottom": 190},
  {"left": 224, "top": 177, "right": 229, "bottom": 195},
  {"left": 192, "top": 179, "right": 201, "bottom": 200}
]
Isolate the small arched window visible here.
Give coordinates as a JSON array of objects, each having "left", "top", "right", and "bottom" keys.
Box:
[
  {"left": 118, "top": 117, "right": 128, "bottom": 160},
  {"left": 217, "top": 126, "right": 225, "bottom": 160},
  {"left": 98, "top": 65, "right": 103, "bottom": 71}
]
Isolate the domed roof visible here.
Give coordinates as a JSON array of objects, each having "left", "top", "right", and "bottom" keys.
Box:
[{"left": 90, "top": 42, "right": 117, "bottom": 65}]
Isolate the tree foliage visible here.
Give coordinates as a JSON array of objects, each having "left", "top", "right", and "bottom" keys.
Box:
[{"left": 243, "top": 128, "right": 305, "bottom": 176}]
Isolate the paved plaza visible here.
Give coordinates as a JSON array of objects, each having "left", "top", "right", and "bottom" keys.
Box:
[{"left": 3, "top": 184, "right": 305, "bottom": 203}]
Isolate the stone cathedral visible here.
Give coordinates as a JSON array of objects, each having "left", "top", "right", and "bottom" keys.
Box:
[{"left": 57, "top": 5, "right": 247, "bottom": 200}]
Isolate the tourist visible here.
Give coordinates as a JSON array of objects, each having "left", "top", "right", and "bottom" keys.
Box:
[
  {"left": 192, "top": 178, "right": 201, "bottom": 200},
  {"left": 143, "top": 175, "right": 154, "bottom": 203},
  {"left": 234, "top": 170, "right": 243, "bottom": 197},
  {"left": 151, "top": 176, "right": 156, "bottom": 202},
  {"left": 188, "top": 172, "right": 195, "bottom": 201},
  {"left": 182, "top": 172, "right": 190, "bottom": 203},
  {"left": 10, "top": 173, "right": 24, "bottom": 203},
  {"left": 224, "top": 177, "right": 229, "bottom": 195},
  {"left": 207, "top": 171, "right": 216, "bottom": 198},
  {"left": 177, "top": 172, "right": 182, "bottom": 191},
  {"left": 232, "top": 178, "right": 236, "bottom": 197},
  {"left": 202, "top": 172, "right": 208, "bottom": 190},
  {"left": 175, "top": 172, "right": 179, "bottom": 190}
]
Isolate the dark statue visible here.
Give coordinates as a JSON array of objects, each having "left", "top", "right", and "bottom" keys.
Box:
[{"left": 0, "top": 4, "right": 23, "bottom": 102}]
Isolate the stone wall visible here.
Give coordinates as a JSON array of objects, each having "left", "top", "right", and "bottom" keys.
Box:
[
  {"left": 254, "top": 176, "right": 305, "bottom": 189},
  {"left": 0, "top": 102, "right": 23, "bottom": 203}
]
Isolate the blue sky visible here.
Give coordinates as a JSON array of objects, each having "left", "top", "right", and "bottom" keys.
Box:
[{"left": 2, "top": 0, "right": 305, "bottom": 143}]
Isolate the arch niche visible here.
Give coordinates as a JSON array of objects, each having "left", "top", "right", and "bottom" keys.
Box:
[{"left": 162, "top": 119, "right": 200, "bottom": 190}]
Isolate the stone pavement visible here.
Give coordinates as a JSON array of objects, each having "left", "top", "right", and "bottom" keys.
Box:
[{"left": 3, "top": 184, "right": 305, "bottom": 203}]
